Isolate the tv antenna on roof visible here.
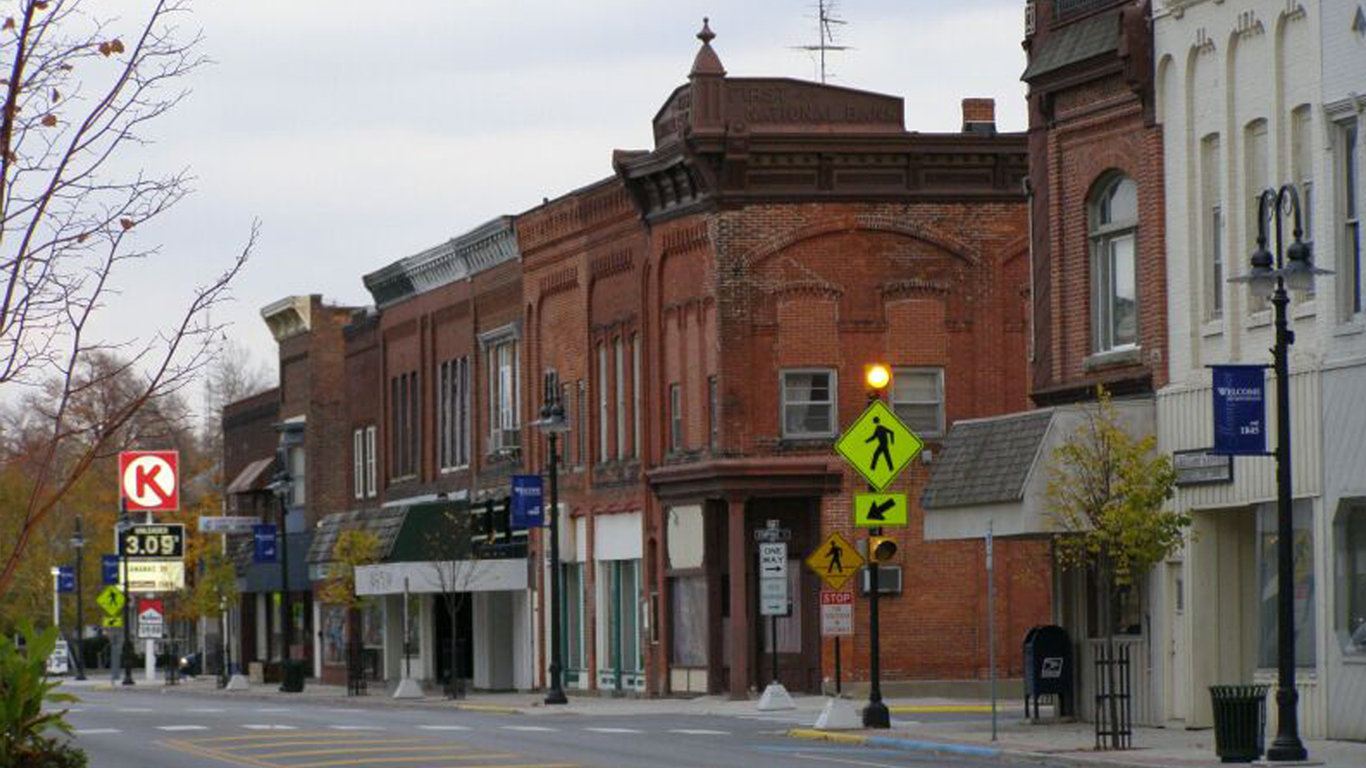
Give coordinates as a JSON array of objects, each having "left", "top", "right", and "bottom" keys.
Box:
[{"left": 790, "top": 0, "right": 851, "bottom": 84}]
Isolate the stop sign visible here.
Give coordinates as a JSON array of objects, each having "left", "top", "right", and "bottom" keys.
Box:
[{"left": 119, "top": 451, "right": 179, "bottom": 512}]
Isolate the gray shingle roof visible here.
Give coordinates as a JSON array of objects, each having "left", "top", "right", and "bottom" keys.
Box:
[
  {"left": 920, "top": 410, "right": 1054, "bottom": 510},
  {"left": 306, "top": 506, "right": 407, "bottom": 565},
  {"left": 1021, "top": 10, "right": 1121, "bottom": 82}
]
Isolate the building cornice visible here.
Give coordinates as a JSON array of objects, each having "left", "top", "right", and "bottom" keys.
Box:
[
  {"left": 361, "top": 216, "right": 520, "bottom": 309},
  {"left": 261, "top": 295, "right": 313, "bottom": 342}
]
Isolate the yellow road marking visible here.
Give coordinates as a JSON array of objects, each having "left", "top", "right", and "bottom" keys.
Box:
[
  {"left": 256, "top": 745, "right": 473, "bottom": 759},
  {"left": 235, "top": 739, "right": 446, "bottom": 750},
  {"left": 888, "top": 704, "right": 996, "bottom": 713},
  {"left": 157, "top": 739, "right": 277, "bottom": 768},
  {"left": 180, "top": 731, "right": 345, "bottom": 743},
  {"left": 292, "top": 754, "right": 515, "bottom": 767}
]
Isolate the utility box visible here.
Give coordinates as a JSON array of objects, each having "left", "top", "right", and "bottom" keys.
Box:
[{"left": 1023, "top": 624, "right": 1074, "bottom": 718}]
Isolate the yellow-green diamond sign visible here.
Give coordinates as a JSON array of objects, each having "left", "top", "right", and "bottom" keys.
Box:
[
  {"left": 835, "top": 400, "right": 923, "bottom": 491},
  {"left": 96, "top": 585, "right": 125, "bottom": 616}
]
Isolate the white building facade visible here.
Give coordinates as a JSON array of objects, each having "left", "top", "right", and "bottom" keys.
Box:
[{"left": 1154, "top": 0, "right": 1366, "bottom": 739}]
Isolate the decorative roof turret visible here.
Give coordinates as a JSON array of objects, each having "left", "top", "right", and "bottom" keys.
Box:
[{"left": 690, "top": 17, "right": 725, "bottom": 77}]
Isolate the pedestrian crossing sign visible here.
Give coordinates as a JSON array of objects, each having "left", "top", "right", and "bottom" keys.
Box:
[
  {"left": 835, "top": 400, "right": 923, "bottom": 491},
  {"left": 805, "top": 531, "right": 864, "bottom": 590},
  {"left": 96, "top": 584, "right": 125, "bottom": 616},
  {"left": 855, "top": 492, "right": 908, "bottom": 528}
]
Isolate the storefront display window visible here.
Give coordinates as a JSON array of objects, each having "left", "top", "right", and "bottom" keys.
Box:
[
  {"left": 1337, "top": 501, "right": 1366, "bottom": 655},
  {"left": 1258, "top": 500, "right": 1316, "bottom": 668}
]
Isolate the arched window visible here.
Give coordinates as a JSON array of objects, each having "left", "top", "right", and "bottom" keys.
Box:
[{"left": 1090, "top": 175, "right": 1139, "bottom": 351}]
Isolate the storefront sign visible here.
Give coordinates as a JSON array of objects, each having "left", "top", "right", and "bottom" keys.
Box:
[
  {"left": 1173, "top": 449, "right": 1234, "bottom": 486},
  {"left": 510, "top": 474, "right": 545, "bottom": 528},
  {"left": 1211, "top": 364, "right": 1268, "bottom": 455},
  {"left": 118, "top": 560, "right": 185, "bottom": 593}
]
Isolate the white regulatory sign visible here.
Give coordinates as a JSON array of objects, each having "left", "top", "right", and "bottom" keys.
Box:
[
  {"left": 759, "top": 576, "right": 788, "bottom": 617},
  {"left": 758, "top": 542, "right": 787, "bottom": 579},
  {"left": 820, "top": 591, "right": 854, "bottom": 637}
]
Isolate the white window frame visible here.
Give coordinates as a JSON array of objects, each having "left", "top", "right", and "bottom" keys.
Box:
[
  {"left": 708, "top": 375, "right": 718, "bottom": 450},
  {"left": 365, "top": 425, "right": 377, "bottom": 498},
  {"left": 615, "top": 337, "right": 626, "bottom": 461},
  {"left": 1291, "top": 106, "right": 1315, "bottom": 298},
  {"left": 440, "top": 357, "right": 471, "bottom": 472},
  {"left": 1201, "top": 134, "right": 1223, "bottom": 320},
  {"left": 598, "top": 343, "right": 609, "bottom": 462},
  {"left": 780, "top": 368, "right": 837, "bottom": 439},
  {"left": 1340, "top": 117, "right": 1362, "bottom": 320},
  {"left": 1245, "top": 119, "right": 1271, "bottom": 314},
  {"left": 353, "top": 429, "right": 364, "bottom": 500},
  {"left": 1089, "top": 175, "right": 1139, "bottom": 352},
  {"left": 632, "top": 334, "right": 641, "bottom": 459},
  {"left": 891, "top": 367, "right": 945, "bottom": 438}
]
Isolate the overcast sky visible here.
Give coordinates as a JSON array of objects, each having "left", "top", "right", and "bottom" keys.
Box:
[{"left": 98, "top": 0, "right": 1028, "bottom": 396}]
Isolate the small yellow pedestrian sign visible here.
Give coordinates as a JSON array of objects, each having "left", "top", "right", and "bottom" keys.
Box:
[
  {"left": 101, "top": 615, "right": 123, "bottom": 628},
  {"left": 96, "top": 585, "right": 125, "bottom": 616},
  {"left": 806, "top": 531, "right": 864, "bottom": 590},
  {"left": 835, "top": 400, "right": 923, "bottom": 491},
  {"left": 855, "top": 492, "right": 908, "bottom": 528}
]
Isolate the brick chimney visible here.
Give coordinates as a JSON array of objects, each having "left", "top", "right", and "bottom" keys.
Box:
[{"left": 961, "top": 98, "right": 996, "bottom": 134}]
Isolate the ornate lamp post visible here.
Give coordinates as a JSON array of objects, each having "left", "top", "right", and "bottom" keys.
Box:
[
  {"left": 70, "top": 517, "right": 86, "bottom": 680},
  {"left": 269, "top": 448, "right": 301, "bottom": 693},
  {"left": 536, "top": 372, "right": 570, "bottom": 706},
  {"left": 1230, "top": 184, "right": 1328, "bottom": 762}
]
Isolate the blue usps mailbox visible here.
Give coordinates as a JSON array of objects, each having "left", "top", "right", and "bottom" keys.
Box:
[
  {"left": 254, "top": 524, "right": 278, "bottom": 563},
  {"left": 101, "top": 555, "right": 119, "bottom": 585},
  {"left": 510, "top": 474, "right": 545, "bottom": 528},
  {"left": 1211, "top": 365, "right": 1268, "bottom": 456}
]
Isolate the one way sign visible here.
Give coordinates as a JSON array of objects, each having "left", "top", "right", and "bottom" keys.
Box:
[{"left": 119, "top": 451, "right": 179, "bottom": 512}]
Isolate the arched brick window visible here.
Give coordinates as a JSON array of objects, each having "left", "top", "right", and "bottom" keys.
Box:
[{"left": 1089, "top": 174, "right": 1139, "bottom": 352}]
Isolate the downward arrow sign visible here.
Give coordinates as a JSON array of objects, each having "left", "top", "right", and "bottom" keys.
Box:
[{"left": 867, "top": 498, "right": 895, "bottom": 521}]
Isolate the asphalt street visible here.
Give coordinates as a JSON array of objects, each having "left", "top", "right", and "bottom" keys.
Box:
[{"left": 58, "top": 687, "right": 1061, "bottom": 768}]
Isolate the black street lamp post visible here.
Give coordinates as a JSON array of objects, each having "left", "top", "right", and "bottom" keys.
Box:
[
  {"left": 537, "top": 373, "right": 569, "bottom": 706},
  {"left": 119, "top": 504, "right": 135, "bottom": 686},
  {"left": 862, "top": 364, "right": 891, "bottom": 729},
  {"left": 1231, "top": 183, "right": 1328, "bottom": 763},
  {"left": 271, "top": 449, "right": 301, "bottom": 693},
  {"left": 70, "top": 517, "right": 86, "bottom": 680}
]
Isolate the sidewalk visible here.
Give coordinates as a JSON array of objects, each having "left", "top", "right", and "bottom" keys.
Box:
[{"left": 790, "top": 707, "right": 1366, "bottom": 768}]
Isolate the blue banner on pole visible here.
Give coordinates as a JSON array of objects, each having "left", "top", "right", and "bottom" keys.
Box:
[
  {"left": 101, "top": 555, "right": 120, "bottom": 585},
  {"left": 57, "top": 566, "right": 75, "bottom": 593},
  {"left": 510, "top": 474, "right": 545, "bottom": 528},
  {"left": 254, "top": 524, "right": 278, "bottom": 563},
  {"left": 1212, "top": 364, "right": 1268, "bottom": 455}
]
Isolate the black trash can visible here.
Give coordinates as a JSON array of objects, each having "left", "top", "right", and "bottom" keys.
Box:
[
  {"left": 280, "top": 659, "right": 307, "bottom": 693},
  {"left": 1209, "top": 685, "right": 1269, "bottom": 763}
]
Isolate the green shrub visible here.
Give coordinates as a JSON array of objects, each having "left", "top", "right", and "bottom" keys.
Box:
[{"left": 0, "top": 621, "right": 85, "bottom": 767}]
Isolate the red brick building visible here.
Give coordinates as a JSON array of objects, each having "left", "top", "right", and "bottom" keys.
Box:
[
  {"left": 923, "top": 0, "right": 1166, "bottom": 722},
  {"left": 522, "top": 23, "right": 1047, "bottom": 699}
]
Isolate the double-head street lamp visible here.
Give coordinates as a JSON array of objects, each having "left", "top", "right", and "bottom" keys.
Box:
[
  {"left": 1230, "top": 183, "right": 1328, "bottom": 762},
  {"left": 70, "top": 516, "right": 86, "bottom": 681},
  {"left": 861, "top": 363, "right": 892, "bottom": 729},
  {"left": 536, "top": 372, "right": 570, "bottom": 706}
]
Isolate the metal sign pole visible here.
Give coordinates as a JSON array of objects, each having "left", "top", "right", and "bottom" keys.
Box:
[
  {"left": 834, "top": 636, "right": 842, "bottom": 696},
  {"left": 988, "top": 519, "right": 997, "bottom": 742}
]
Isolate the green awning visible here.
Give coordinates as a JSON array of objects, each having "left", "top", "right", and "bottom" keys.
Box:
[{"left": 387, "top": 501, "right": 474, "bottom": 563}]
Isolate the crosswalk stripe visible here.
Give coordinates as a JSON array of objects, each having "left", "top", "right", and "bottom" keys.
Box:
[
  {"left": 669, "top": 729, "right": 730, "bottom": 735},
  {"left": 187, "top": 708, "right": 225, "bottom": 713},
  {"left": 583, "top": 727, "right": 643, "bottom": 733},
  {"left": 243, "top": 724, "right": 298, "bottom": 730},
  {"left": 328, "top": 725, "right": 383, "bottom": 730},
  {"left": 157, "top": 725, "right": 209, "bottom": 731},
  {"left": 256, "top": 707, "right": 292, "bottom": 712},
  {"left": 500, "top": 725, "right": 558, "bottom": 732},
  {"left": 73, "top": 728, "right": 121, "bottom": 735},
  {"left": 417, "top": 724, "right": 471, "bottom": 731},
  {"left": 117, "top": 707, "right": 153, "bottom": 713}
]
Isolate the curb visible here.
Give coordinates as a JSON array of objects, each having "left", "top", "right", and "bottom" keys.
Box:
[{"left": 786, "top": 728, "right": 1231, "bottom": 768}]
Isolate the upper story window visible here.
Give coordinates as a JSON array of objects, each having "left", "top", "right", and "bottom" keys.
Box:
[
  {"left": 781, "top": 369, "right": 836, "bottom": 439},
  {"left": 597, "top": 343, "right": 609, "bottom": 462},
  {"left": 632, "top": 334, "right": 642, "bottom": 459},
  {"left": 708, "top": 375, "right": 719, "bottom": 450},
  {"left": 439, "top": 357, "right": 470, "bottom": 471},
  {"left": 353, "top": 426, "right": 378, "bottom": 499},
  {"left": 614, "top": 337, "right": 626, "bottom": 461},
  {"left": 482, "top": 332, "right": 519, "bottom": 455},
  {"left": 1201, "top": 134, "right": 1223, "bottom": 321},
  {"left": 891, "top": 368, "right": 944, "bottom": 438},
  {"left": 576, "top": 379, "right": 587, "bottom": 466},
  {"left": 1245, "top": 119, "right": 1271, "bottom": 313},
  {"left": 1089, "top": 174, "right": 1139, "bottom": 352},
  {"left": 287, "top": 443, "right": 306, "bottom": 507},
  {"left": 669, "top": 383, "right": 683, "bottom": 452},
  {"left": 1340, "top": 117, "right": 1361, "bottom": 321},
  {"left": 389, "top": 371, "right": 418, "bottom": 480}
]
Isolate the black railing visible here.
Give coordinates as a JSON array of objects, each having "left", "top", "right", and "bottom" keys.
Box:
[{"left": 1054, "top": 0, "right": 1125, "bottom": 23}]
